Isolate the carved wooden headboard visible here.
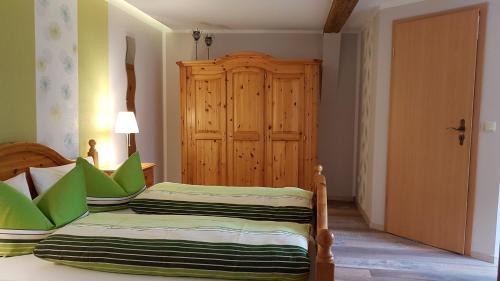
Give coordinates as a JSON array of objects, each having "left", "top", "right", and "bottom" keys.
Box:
[{"left": 0, "top": 140, "right": 98, "bottom": 198}]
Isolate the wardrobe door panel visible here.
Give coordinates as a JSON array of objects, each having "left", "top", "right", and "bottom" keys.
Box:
[
  {"left": 266, "top": 73, "right": 305, "bottom": 188},
  {"left": 194, "top": 78, "right": 223, "bottom": 133},
  {"left": 272, "top": 141, "right": 300, "bottom": 187},
  {"left": 187, "top": 73, "right": 227, "bottom": 185},
  {"left": 233, "top": 140, "right": 264, "bottom": 186},
  {"left": 195, "top": 139, "right": 223, "bottom": 185},
  {"left": 227, "top": 68, "right": 266, "bottom": 186},
  {"left": 272, "top": 77, "right": 302, "bottom": 133}
]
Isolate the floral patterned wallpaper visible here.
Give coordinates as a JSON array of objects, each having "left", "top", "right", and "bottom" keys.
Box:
[
  {"left": 35, "top": 0, "right": 78, "bottom": 158},
  {"left": 357, "top": 16, "right": 377, "bottom": 209}
]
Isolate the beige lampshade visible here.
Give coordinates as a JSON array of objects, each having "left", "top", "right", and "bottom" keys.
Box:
[{"left": 114, "top": 112, "right": 139, "bottom": 134}]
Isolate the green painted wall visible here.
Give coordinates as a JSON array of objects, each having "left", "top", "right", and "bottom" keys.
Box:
[
  {"left": 78, "top": 0, "right": 109, "bottom": 155},
  {"left": 0, "top": 0, "right": 36, "bottom": 143}
]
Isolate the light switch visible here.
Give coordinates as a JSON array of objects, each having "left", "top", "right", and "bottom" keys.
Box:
[{"left": 483, "top": 121, "right": 496, "bottom": 133}]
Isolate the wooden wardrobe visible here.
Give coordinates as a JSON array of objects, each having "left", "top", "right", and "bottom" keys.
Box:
[{"left": 178, "top": 52, "right": 321, "bottom": 190}]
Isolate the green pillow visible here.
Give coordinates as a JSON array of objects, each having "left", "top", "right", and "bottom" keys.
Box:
[
  {"left": 0, "top": 182, "right": 54, "bottom": 257},
  {"left": 77, "top": 157, "right": 133, "bottom": 212},
  {"left": 35, "top": 165, "right": 88, "bottom": 228},
  {"left": 112, "top": 152, "right": 146, "bottom": 195},
  {"left": 77, "top": 158, "right": 128, "bottom": 198}
]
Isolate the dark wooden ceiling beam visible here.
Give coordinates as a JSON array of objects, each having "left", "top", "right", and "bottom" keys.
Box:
[{"left": 323, "top": 0, "right": 359, "bottom": 33}]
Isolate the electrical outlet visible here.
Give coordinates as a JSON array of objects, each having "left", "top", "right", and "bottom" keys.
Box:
[{"left": 483, "top": 121, "right": 496, "bottom": 133}]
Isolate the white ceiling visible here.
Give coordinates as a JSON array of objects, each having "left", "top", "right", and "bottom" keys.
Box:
[
  {"left": 125, "top": 0, "right": 332, "bottom": 31},
  {"left": 125, "top": 0, "right": 425, "bottom": 32},
  {"left": 344, "top": 0, "right": 425, "bottom": 31},
  {"left": 343, "top": 0, "right": 387, "bottom": 32}
]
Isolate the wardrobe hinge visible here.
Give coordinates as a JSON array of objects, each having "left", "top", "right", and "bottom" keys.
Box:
[{"left": 392, "top": 48, "right": 395, "bottom": 57}]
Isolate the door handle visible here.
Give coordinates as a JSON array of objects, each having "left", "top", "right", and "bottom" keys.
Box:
[
  {"left": 447, "top": 119, "right": 466, "bottom": 133},
  {"left": 447, "top": 119, "right": 466, "bottom": 145}
]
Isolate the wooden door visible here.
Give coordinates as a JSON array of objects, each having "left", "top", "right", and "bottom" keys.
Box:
[
  {"left": 227, "top": 67, "right": 266, "bottom": 186},
  {"left": 386, "top": 8, "right": 480, "bottom": 254},
  {"left": 266, "top": 73, "right": 306, "bottom": 188},
  {"left": 186, "top": 72, "right": 227, "bottom": 185}
]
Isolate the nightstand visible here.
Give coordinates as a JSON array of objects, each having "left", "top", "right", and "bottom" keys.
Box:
[{"left": 103, "top": 163, "right": 156, "bottom": 188}]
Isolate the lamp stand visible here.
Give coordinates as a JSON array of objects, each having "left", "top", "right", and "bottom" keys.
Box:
[{"left": 126, "top": 133, "right": 136, "bottom": 156}]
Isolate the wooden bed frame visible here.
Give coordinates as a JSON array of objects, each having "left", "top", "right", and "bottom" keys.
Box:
[
  {"left": 0, "top": 140, "right": 334, "bottom": 281},
  {"left": 0, "top": 140, "right": 99, "bottom": 199}
]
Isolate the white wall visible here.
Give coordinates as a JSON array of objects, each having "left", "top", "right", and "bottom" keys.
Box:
[
  {"left": 322, "top": 33, "right": 360, "bottom": 200},
  {"left": 319, "top": 33, "right": 341, "bottom": 199},
  {"left": 359, "top": 0, "right": 500, "bottom": 262},
  {"left": 108, "top": 2, "right": 164, "bottom": 181},
  {"left": 165, "top": 32, "right": 344, "bottom": 190}
]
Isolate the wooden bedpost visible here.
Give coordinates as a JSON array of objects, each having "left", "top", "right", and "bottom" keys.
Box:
[
  {"left": 314, "top": 165, "right": 335, "bottom": 281},
  {"left": 87, "top": 139, "right": 99, "bottom": 168}
]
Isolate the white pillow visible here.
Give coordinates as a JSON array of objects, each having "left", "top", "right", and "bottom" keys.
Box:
[
  {"left": 4, "top": 172, "right": 32, "bottom": 199},
  {"left": 30, "top": 157, "right": 94, "bottom": 195},
  {"left": 30, "top": 163, "right": 75, "bottom": 195},
  {"left": 85, "top": 156, "right": 95, "bottom": 166}
]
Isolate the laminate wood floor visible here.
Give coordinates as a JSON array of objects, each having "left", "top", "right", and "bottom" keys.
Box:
[{"left": 329, "top": 201, "right": 497, "bottom": 281}]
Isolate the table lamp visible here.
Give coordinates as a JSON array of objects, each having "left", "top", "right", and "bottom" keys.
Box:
[{"left": 114, "top": 111, "right": 139, "bottom": 155}]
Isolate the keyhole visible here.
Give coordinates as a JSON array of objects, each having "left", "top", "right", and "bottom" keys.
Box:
[{"left": 459, "top": 134, "right": 465, "bottom": 146}]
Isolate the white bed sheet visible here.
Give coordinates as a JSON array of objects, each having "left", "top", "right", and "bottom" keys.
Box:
[{"left": 0, "top": 255, "right": 225, "bottom": 281}]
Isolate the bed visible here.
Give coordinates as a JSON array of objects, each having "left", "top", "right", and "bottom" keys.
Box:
[{"left": 0, "top": 140, "right": 334, "bottom": 281}]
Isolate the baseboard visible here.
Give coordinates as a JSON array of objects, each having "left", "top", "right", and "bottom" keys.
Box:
[
  {"left": 471, "top": 250, "right": 497, "bottom": 264},
  {"left": 369, "top": 222, "right": 384, "bottom": 231},
  {"left": 329, "top": 196, "right": 354, "bottom": 202},
  {"left": 356, "top": 201, "right": 371, "bottom": 226},
  {"left": 356, "top": 201, "right": 385, "bottom": 231}
]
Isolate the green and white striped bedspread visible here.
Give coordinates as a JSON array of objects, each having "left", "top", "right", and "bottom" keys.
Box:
[
  {"left": 34, "top": 213, "right": 311, "bottom": 281},
  {"left": 129, "top": 182, "right": 314, "bottom": 224},
  {"left": 0, "top": 229, "right": 54, "bottom": 257}
]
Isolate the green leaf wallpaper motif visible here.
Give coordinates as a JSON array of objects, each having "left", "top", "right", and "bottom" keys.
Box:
[
  {"left": 61, "top": 54, "right": 75, "bottom": 74},
  {"left": 39, "top": 76, "right": 50, "bottom": 94},
  {"left": 47, "top": 22, "right": 62, "bottom": 40},
  {"left": 35, "top": 0, "right": 78, "bottom": 158},
  {"left": 60, "top": 4, "right": 71, "bottom": 25},
  {"left": 61, "top": 84, "right": 71, "bottom": 100},
  {"left": 36, "top": 0, "right": 49, "bottom": 11},
  {"left": 357, "top": 18, "right": 377, "bottom": 208}
]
